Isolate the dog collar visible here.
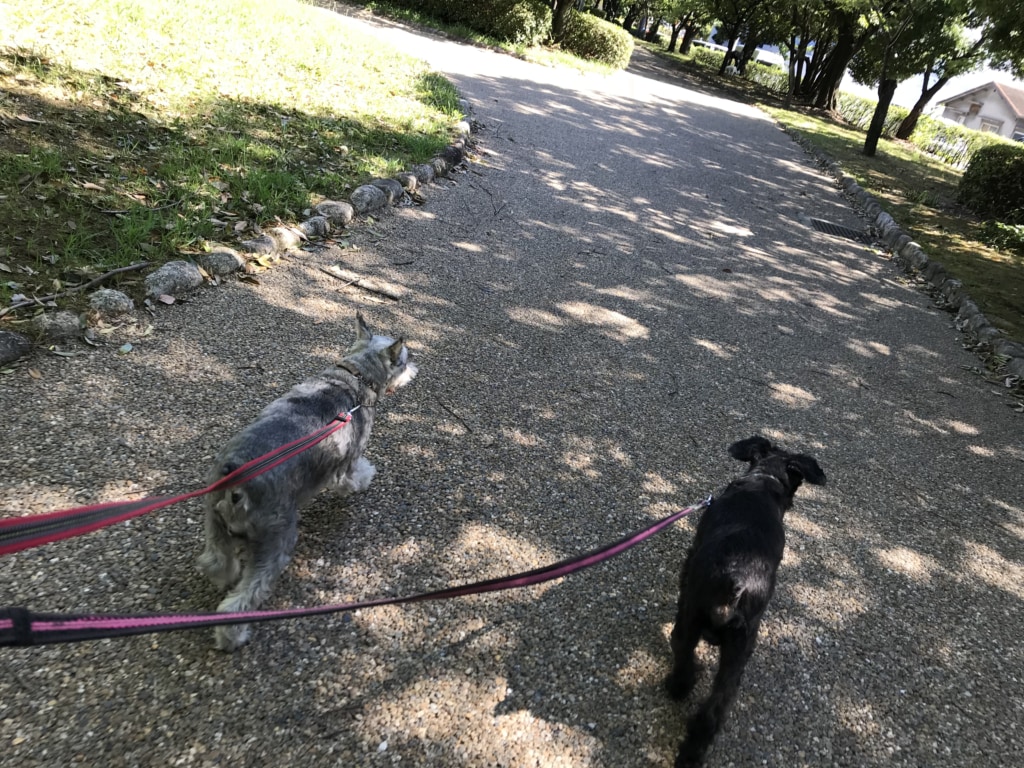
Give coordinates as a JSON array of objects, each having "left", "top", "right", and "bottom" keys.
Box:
[{"left": 336, "top": 361, "right": 380, "bottom": 407}]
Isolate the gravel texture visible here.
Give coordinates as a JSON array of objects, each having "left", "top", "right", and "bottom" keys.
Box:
[{"left": 2, "top": 10, "right": 1023, "bottom": 768}]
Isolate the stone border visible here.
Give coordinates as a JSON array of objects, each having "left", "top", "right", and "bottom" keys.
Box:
[
  {"left": 0, "top": 107, "right": 476, "bottom": 366},
  {"left": 779, "top": 124, "right": 1024, "bottom": 380},
  {"left": 147, "top": 106, "right": 476, "bottom": 298}
]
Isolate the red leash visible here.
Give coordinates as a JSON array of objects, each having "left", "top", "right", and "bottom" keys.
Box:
[
  {"left": 0, "top": 408, "right": 358, "bottom": 557},
  {"left": 0, "top": 497, "right": 711, "bottom": 647}
]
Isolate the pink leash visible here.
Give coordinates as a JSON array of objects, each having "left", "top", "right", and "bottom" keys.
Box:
[
  {"left": 0, "top": 497, "right": 711, "bottom": 646},
  {"left": 0, "top": 409, "right": 358, "bottom": 557}
]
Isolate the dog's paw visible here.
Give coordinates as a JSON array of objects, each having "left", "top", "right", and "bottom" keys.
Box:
[
  {"left": 214, "top": 623, "right": 250, "bottom": 652},
  {"left": 197, "top": 549, "right": 240, "bottom": 590},
  {"left": 665, "top": 670, "right": 695, "bottom": 701}
]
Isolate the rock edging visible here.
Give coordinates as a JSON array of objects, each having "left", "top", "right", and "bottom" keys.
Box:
[
  {"left": 779, "top": 123, "right": 1024, "bottom": 381},
  {"left": 1, "top": 109, "right": 476, "bottom": 363}
]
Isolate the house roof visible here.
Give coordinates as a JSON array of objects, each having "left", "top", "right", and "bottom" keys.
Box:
[{"left": 938, "top": 81, "right": 1024, "bottom": 119}]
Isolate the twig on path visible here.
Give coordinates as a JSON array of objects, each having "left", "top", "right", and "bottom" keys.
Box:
[
  {"left": 439, "top": 400, "right": 473, "bottom": 433},
  {"left": 319, "top": 265, "right": 404, "bottom": 300},
  {"left": 0, "top": 261, "right": 153, "bottom": 318}
]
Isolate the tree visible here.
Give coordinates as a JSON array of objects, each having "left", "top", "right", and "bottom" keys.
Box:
[
  {"left": 850, "top": 1, "right": 924, "bottom": 156},
  {"left": 664, "top": 0, "right": 714, "bottom": 53},
  {"left": 894, "top": 24, "right": 988, "bottom": 139},
  {"left": 976, "top": 0, "right": 1024, "bottom": 78},
  {"left": 850, "top": 0, "right": 986, "bottom": 154}
]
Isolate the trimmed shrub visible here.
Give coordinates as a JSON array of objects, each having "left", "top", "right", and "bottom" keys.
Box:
[
  {"left": 958, "top": 143, "right": 1024, "bottom": 223},
  {"left": 560, "top": 10, "right": 634, "bottom": 68},
  {"left": 691, "top": 46, "right": 724, "bottom": 70},
  {"left": 489, "top": 0, "right": 552, "bottom": 46},
  {"left": 380, "top": 0, "right": 551, "bottom": 47}
]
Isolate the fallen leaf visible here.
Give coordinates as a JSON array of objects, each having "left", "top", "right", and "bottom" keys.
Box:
[
  {"left": 28, "top": 368, "right": 42, "bottom": 379},
  {"left": 16, "top": 114, "right": 45, "bottom": 124},
  {"left": 81, "top": 182, "right": 105, "bottom": 191},
  {"left": 157, "top": 295, "right": 175, "bottom": 305},
  {"left": 0, "top": 263, "right": 11, "bottom": 273}
]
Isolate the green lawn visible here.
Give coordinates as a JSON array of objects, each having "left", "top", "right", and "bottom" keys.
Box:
[
  {"left": 0, "top": 0, "right": 461, "bottom": 311},
  {"left": 764, "top": 107, "right": 1024, "bottom": 343}
]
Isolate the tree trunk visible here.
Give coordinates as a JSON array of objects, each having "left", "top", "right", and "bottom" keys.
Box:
[
  {"left": 680, "top": 25, "right": 699, "bottom": 55},
  {"left": 895, "top": 74, "right": 950, "bottom": 139},
  {"left": 667, "top": 20, "right": 684, "bottom": 52},
  {"left": 864, "top": 78, "right": 898, "bottom": 156},
  {"left": 718, "top": 34, "right": 740, "bottom": 74},
  {"left": 551, "top": 0, "right": 575, "bottom": 42},
  {"left": 645, "top": 17, "right": 664, "bottom": 43},
  {"left": 813, "top": 18, "right": 857, "bottom": 110}
]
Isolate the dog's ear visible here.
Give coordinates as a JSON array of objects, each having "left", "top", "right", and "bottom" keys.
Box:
[
  {"left": 786, "top": 454, "right": 826, "bottom": 486},
  {"left": 728, "top": 436, "right": 773, "bottom": 462},
  {"left": 356, "top": 312, "right": 373, "bottom": 341},
  {"left": 386, "top": 338, "right": 407, "bottom": 365}
]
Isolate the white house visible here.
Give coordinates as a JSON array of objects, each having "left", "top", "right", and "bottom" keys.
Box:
[{"left": 937, "top": 82, "right": 1024, "bottom": 142}]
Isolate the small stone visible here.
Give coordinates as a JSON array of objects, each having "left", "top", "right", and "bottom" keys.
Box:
[
  {"left": 412, "top": 164, "right": 436, "bottom": 185},
  {"left": 197, "top": 247, "right": 245, "bottom": 276},
  {"left": 32, "top": 310, "right": 81, "bottom": 341},
  {"left": 297, "top": 216, "right": 331, "bottom": 239},
  {"left": 144, "top": 260, "right": 204, "bottom": 299},
  {"left": 237, "top": 235, "right": 279, "bottom": 255},
  {"left": 0, "top": 330, "right": 32, "bottom": 364},
  {"left": 88, "top": 288, "right": 134, "bottom": 318},
  {"left": 315, "top": 200, "right": 354, "bottom": 226},
  {"left": 350, "top": 184, "right": 388, "bottom": 215},
  {"left": 370, "top": 178, "right": 405, "bottom": 205},
  {"left": 394, "top": 172, "right": 418, "bottom": 192}
]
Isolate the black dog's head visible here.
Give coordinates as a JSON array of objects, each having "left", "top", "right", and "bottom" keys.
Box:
[{"left": 728, "top": 435, "right": 826, "bottom": 499}]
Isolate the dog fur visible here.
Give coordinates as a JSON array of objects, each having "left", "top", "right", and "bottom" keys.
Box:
[
  {"left": 197, "top": 312, "right": 418, "bottom": 651},
  {"left": 666, "top": 435, "right": 825, "bottom": 766}
]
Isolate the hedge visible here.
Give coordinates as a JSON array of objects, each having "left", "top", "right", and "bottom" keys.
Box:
[
  {"left": 958, "top": 143, "right": 1024, "bottom": 224},
  {"left": 560, "top": 10, "right": 633, "bottom": 69}
]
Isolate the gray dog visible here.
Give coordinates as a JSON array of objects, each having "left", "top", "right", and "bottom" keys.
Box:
[{"left": 197, "top": 312, "right": 418, "bottom": 651}]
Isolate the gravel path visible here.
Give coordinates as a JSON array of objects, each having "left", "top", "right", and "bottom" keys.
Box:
[{"left": 2, "top": 10, "right": 1023, "bottom": 768}]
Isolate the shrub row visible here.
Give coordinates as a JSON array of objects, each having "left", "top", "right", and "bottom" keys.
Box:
[{"left": 959, "top": 143, "right": 1024, "bottom": 224}]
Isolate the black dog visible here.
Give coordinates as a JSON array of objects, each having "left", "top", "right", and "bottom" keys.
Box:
[{"left": 666, "top": 435, "right": 826, "bottom": 767}]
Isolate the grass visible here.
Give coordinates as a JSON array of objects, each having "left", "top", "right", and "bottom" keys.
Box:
[
  {"left": 636, "top": 39, "right": 1024, "bottom": 344},
  {"left": 762, "top": 106, "right": 1024, "bottom": 343},
  {"left": 0, "top": 0, "right": 462, "bottom": 314}
]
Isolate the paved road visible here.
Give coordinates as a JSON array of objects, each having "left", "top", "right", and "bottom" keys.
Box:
[{"left": 2, "top": 8, "right": 1022, "bottom": 768}]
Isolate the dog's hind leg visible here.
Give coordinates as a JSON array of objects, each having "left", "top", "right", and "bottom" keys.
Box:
[
  {"left": 675, "top": 624, "right": 759, "bottom": 767},
  {"left": 197, "top": 496, "right": 242, "bottom": 590},
  {"left": 666, "top": 603, "right": 702, "bottom": 701},
  {"left": 213, "top": 512, "right": 299, "bottom": 652}
]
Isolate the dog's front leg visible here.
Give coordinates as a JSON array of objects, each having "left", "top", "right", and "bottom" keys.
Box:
[
  {"left": 213, "top": 516, "right": 299, "bottom": 652},
  {"left": 333, "top": 454, "right": 377, "bottom": 497},
  {"left": 197, "top": 497, "right": 242, "bottom": 590}
]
